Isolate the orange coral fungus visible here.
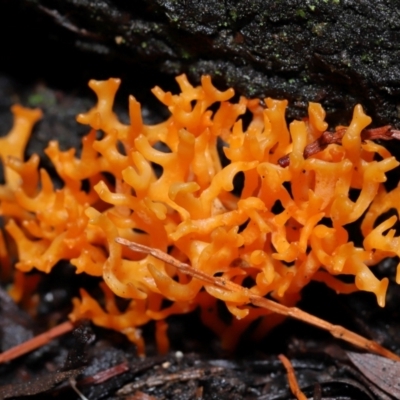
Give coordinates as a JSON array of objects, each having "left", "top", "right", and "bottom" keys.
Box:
[{"left": 1, "top": 75, "right": 400, "bottom": 354}]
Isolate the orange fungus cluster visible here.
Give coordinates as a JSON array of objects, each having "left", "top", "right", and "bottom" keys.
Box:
[{"left": 1, "top": 75, "right": 400, "bottom": 354}]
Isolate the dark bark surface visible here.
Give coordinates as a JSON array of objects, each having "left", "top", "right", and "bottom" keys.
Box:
[{"left": 6, "top": 0, "right": 400, "bottom": 128}]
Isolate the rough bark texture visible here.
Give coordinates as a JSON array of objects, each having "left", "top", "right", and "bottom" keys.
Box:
[{"left": 12, "top": 0, "right": 400, "bottom": 127}]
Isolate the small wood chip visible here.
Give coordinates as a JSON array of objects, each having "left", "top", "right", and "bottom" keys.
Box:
[{"left": 117, "top": 367, "right": 223, "bottom": 396}]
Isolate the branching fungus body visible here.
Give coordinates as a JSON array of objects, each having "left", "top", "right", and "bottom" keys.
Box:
[{"left": 1, "top": 75, "right": 400, "bottom": 354}]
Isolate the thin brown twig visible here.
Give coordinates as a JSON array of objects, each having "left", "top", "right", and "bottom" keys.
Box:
[
  {"left": 0, "top": 320, "right": 74, "bottom": 364},
  {"left": 278, "top": 125, "right": 400, "bottom": 167},
  {"left": 115, "top": 238, "right": 400, "bottom": 362},
  {"left": 78, "top": 361, "right": 130, "bottom": 385},
  {"left": 37, "top": 5, "right": 102, "bottom": 39},
  {"left": 278, "top": 354, "right": 307, "bottom": 400}
]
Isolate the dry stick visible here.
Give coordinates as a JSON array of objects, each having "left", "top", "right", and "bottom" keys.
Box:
[
  {"left": 0, "top": 320, "right": 74, "bottom": 364},
  {"left": 115, "top": 238, "right": 400, "bottom": 362},
  {"left": 278, "top": 354, "right": 307, "bottom": 400},
  {"left": 78, "top": 361, "right": 130, "bottom": 385}
]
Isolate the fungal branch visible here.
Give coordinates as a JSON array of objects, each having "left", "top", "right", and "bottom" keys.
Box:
[
  {"left": 1, "top": 75, "right": 400, "bottom": 357},
  {"left": 115, "top": 237, "right": 400, "bottom": 361}
]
